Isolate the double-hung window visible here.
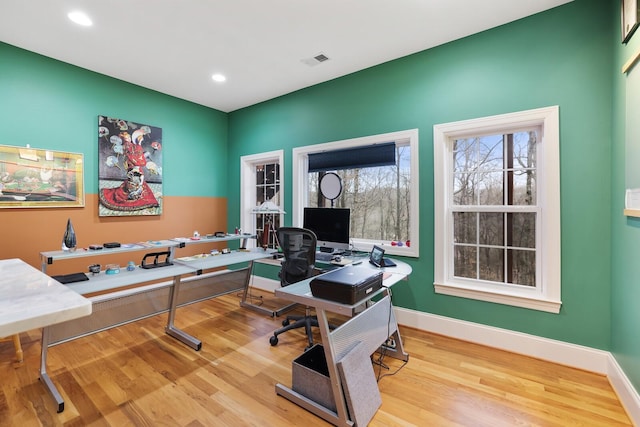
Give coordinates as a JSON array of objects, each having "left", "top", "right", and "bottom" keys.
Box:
[
  {"left": 433, "top": 106, "right": 561, "bottom": 313},
  {"left": 293, "top": 129, "right": 419, "bottom": 257},
  {"left": 240, "top": 150, "right": 284, "bottom": 249}
]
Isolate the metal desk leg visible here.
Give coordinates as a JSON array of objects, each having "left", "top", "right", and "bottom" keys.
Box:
[
  {"left": 377, "top": 289, "right": 409, "bottom": 362},
  {"left": 317, "top": 308, "right": 352, "bottom": 426},
  {"left": 165, "top": 275, "right": 202, "bottom": 350},
  {"left": 40, "top": 326, "right": 65, "bottom": 413},
  {"left": 274, "top": 308, "right": 354, "bottom": 427},
  {"left": 240, "top": 260, "right": 297, "bottom": 317}
]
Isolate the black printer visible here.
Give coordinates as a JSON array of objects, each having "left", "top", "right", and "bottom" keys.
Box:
[{"left": 310, "top": 267, "right": 383, "bottom": 305}]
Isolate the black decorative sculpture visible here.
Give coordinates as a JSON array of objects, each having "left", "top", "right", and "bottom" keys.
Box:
[{"left": 62, "top": 218, "right": 77, "bottom": 251}]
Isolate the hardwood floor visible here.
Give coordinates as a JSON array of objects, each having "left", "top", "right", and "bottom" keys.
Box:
[{"left": 0, "top": 291, "right": 633, "bottom": 426}]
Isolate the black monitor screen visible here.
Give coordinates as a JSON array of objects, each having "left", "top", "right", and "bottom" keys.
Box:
[{"left": 303, "top": 207, "right": 350, "bottom": 252}]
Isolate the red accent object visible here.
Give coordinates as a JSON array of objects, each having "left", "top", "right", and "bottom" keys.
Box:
[
  {"left": 261, "top": 222, "right": 271, "bottom": 248},
  {"left": 98, "top": 182, "right": 159, "bottom": 211}
]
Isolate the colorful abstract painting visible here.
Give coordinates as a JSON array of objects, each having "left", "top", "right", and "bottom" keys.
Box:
[{"left": 98, "top": 116, "right": 163, "bottom": 216}]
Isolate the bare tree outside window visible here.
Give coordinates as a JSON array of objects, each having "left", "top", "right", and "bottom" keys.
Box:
[
  {"left": 434, "top": 107, "right": 560, "bottom": 312},
  {"left": 452, "top": 131, "right": 537, "bottom": 288},
  {"left": 255, "top": 162, "right": 281, "bottom": 248},
  {"left": 308, "top": 145, "right": 411, "bottom": 245}
]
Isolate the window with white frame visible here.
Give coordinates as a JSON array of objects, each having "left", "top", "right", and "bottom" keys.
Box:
[
  {"left": 433, "top": 106, "right": 561, "bottom": 313},
  {"left": 292, "top": 129, "right": 419, "bottom": 257},
  {"left": 240, "top": 150, "right": 284, "bottom": 249}
]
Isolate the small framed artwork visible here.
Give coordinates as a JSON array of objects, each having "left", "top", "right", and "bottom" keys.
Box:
[
  {"left": 622, "top": 0, "right": 640, "bottom": 43},
  {"left": 0, "top": 144, "right": 84, "bottom": 208}
]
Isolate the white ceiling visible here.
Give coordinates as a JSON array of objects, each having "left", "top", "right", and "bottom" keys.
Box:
[{"left": 0, "top": 0, "right": 572, "bottom": 113}]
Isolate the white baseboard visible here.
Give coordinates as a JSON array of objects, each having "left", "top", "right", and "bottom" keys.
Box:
[
  {"left": 607, "top": 353, "right": 640, "bottom": 425},
  {"left": 393, "top": 306, "right": 640, "bottom": 426},
  {"left": 248, "top": 275, "right": 640, "bottom": 425}
]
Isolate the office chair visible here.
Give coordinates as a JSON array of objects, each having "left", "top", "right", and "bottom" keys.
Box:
[{"left": 269, "top": 227, "right": 319, "bottom": 350}]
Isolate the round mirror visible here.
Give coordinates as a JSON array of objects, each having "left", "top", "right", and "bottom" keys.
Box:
[{"left": 319, "top": 172, "right": 342, "bottom": 200}]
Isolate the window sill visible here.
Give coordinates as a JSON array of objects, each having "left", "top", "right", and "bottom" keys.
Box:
[{"left": 434, "top": 282, "right": 561, "bottom": 314}]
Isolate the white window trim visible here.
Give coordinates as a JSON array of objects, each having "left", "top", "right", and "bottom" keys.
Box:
[
  {"left": 240, "top": 150, "right": 284, "bottom": 250},
  {"left": 433, "top": 106, "right": 561, "bottom": 313},
  {"left": 292, "top": 129, "right": 419, "bottom": 257}
]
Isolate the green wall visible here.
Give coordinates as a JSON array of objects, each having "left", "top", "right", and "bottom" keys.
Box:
[
  {"left": 0, "top": 42, "right": 228, "bottom": 197},
  {"left": 611, "top": 0, "right": 640, "bottom": 393},
  {"left": 228, "top": 0, "right": 615, "bottom": 350}
]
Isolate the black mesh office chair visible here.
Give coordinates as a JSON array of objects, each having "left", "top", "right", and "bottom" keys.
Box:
[{"left": 269, "top": 227, "right": 318, "bottom": 349}]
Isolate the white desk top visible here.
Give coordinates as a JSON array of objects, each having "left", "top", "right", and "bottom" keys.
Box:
[
  {"left": 275, "top": 259, "right": 411, "bottom": 316},
  {"left": 64, "top": 264, "right": 195, "bottom": 295},
  {"left": 172, "top": 248, "right": 276, "bottom": 271},
  {"left": 0, "top": 258, "right": 92, "bottom": 337}
]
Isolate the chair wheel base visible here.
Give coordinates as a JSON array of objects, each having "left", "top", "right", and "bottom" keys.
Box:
[{"left": 269, "top": 335, "right": 279, "bottom": 346}]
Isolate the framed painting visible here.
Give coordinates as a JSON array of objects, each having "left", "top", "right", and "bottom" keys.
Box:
[
  {"left": 0, "top": 145, "right": 84, "bottom": 208},
  {"left": 98, "top": 115, "right": 163, "bottom": 216},
  {"left": 622, "top": 0, "right": 639, "bottom": 43}
]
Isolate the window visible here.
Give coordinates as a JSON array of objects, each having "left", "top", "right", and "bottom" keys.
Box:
[
  {"left": 240, "top": 150, "right": 284, "bottom": 249},
  {"left": 433, "top": 106, "right": 561, "bottom": 313},
  {"left": 293, "top": 129, "right": 419, "bottom": 257}
]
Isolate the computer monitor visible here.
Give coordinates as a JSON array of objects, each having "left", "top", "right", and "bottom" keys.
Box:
[{"left": 303, "top": 207, "right": 350, "bottom": 253}]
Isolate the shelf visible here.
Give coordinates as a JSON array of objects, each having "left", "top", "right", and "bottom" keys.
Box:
[
  {"left": 40, "top": 234, "right": 256, "bottom": 266},
  {"left": 624, "top": 209, "right": 640, "bottom": 217},
  {"left": 41, "top": 240, "right": 179, "bottom": 265},
  {"left": 65, "top": 263, "right": 194, "bottom": 295},
  {"left": 39, "top": 233, "right": 262, "bottom": 297}
]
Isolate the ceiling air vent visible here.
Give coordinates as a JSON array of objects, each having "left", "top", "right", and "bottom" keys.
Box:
[{"left": 301, "top": 53, "right": 330, "bottom": 67}]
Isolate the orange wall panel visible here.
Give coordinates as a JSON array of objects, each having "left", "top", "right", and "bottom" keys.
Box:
[{"left": 1, "top": 194, "right": 227, "bottom": 275}]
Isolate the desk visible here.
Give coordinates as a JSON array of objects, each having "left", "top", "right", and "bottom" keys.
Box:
[
  {"left": 274, "top": 260, "right": 411, "bottom": 427},
  {"left": 0, "top": 258, "right": 91, "bottom": 339},
  {"left": 0, "top": 259, "right": 91, "bottom": 412},
  {"left": 40, "top": 247, "right": 274, "bottom": 412}
]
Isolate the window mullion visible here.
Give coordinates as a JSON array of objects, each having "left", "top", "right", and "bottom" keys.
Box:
[{"left": 506, "top": 133, "right": 514, "bottom": 285}]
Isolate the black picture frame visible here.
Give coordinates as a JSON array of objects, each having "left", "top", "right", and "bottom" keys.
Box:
[{"left": 622, "top": 0, "right": 639, "bottom": 43}]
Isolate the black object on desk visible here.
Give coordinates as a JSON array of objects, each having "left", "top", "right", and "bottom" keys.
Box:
[
  {"left": 369, "top": 245, "right": 396, "bottom": 268},
  {"left": 310, "top": 267, "right": 383, "bottom": 304},
  {"left": 52, "top": 272, "right": 89, "bottom": 284},
  {"left": 140, "top": 251, "right": 173, "bottom": 269}
]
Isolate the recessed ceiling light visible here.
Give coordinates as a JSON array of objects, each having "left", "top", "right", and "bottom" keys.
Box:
[
  {"left": 68, "top": 11, "right": 93, "bottom": 27},
  {"left": 211, "top": 74, "right": 226, "bottom": 83}
]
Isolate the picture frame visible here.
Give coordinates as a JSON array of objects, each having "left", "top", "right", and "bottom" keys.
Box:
[
  {"left": 0, "top": 144, "right": 84, "bottom": 208},
  {"left": 97, "top": 115, "right": 163, "bottom": 217},
  {"left": 622, "top": 0, "right": 639, "bottom": 44}
]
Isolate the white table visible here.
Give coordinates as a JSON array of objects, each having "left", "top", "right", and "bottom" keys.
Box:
[
  {"left": 0, "top": 258, "right": 92, "bottom": 413},
  {"left": 274, "top": 259, "right": 411, "bottom": 427},
  {"left": 0, "top": 258, "right": 91, "bottom": 337}
]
